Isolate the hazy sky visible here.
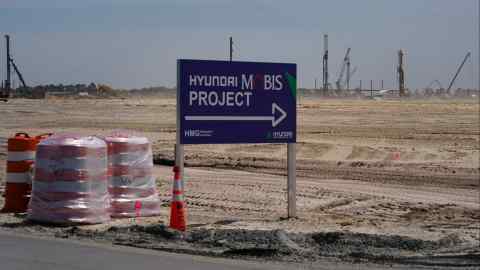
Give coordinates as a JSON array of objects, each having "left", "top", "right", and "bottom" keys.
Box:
[{"left": 0, "top": 0, "right": 478, "bottom": 90}]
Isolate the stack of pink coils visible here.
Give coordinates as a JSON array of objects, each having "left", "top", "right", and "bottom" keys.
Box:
[
  {"left": 104, "top": 134, "right": 161, "bottom": 218},
  {"left": 28, "top": 134, "right": 110, "bottom": 224}
]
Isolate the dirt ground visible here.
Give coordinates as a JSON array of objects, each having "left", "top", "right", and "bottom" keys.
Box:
[{"left": 0, "top": 97, "right": 478, "bottom": 268}]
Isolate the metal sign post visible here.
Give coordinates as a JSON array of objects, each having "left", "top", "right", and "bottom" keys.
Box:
[
  {"left": 176, "top": 59, "right": 297, "bottom": 218},
  {"left": 287, "top": 143, "right": 296, "bottom": 217},
  {"left": 176, "top": 62, "right": 185, "bottom": 179}
]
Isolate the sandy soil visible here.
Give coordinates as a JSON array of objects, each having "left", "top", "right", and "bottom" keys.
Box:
[{"left": 0, "top": 97, "right": 478, "bottom": 267}]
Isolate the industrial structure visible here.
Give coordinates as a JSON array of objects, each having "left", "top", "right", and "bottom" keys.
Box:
[
  {"left": 397, "top": 49, "right": 406, "bottom": 97},
  {"left": 446, "top": 52, "right": 471, "bottom": 95},
  {"left": 346, "top": 66, "right": 357, "bottom": 89},
  {"left": 335, "top": 47, "right": 351, "bottom": 92},
  {"left": 0, "top": 33, "right": 475, "bottom": 101},
  {"left": 1, "top": 35, "right": 27, "bottom": 101},
  {"left": 322, "top": 34, "right": 328, "bottom": 96}
]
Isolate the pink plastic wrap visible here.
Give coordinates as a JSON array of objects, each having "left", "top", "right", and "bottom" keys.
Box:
[
  {"left": 104, "top": 133, "right": 161, "bottom": 218},
  {"left": 28, "top": 133, "right": 110, "bottom": 224}
]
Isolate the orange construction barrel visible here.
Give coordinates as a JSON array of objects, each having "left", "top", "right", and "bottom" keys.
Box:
[
  {"left": 104, "top": 134, "right": 161, "bottom": 218},
  {"left": 28, "top": 134, "right": 110, "bottom": 224},
  {"left": 1, "top": 133, "right": 40, "bottom": 213}
]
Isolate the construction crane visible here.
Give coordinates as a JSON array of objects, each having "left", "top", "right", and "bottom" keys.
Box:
[
  {"left": 322, "top": 34, "right": 329, "bottom": 96},
  {"left": 0, "top": 35, "right": 10, "bottom": 101},
  {"left": 345, "top": 56, "right": 351, "bottom": 90},
  {"left": 335, "top": 48, "right": 351, "bottom": 91},
  {"left": 1, "top": 35, "right": 26, "bottom": 101},
  {"left": 342, "top": 66, "right": 357, "bottom": 89},
  {"left": 10, "top": 58, "right": 26, "bottom": 88},
  {"left": 447, "top": 52, "right": 471, "bottom": 94}
]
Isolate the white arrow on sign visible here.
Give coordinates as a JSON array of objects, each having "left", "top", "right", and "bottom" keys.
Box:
[{"left": 185, "top": 103, "right": 287, "bottom": 128}]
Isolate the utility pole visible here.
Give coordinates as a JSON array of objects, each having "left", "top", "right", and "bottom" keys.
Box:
[
  {"left": 229, "top": 37, "right": 233, "bottom": 62},
  {"left": 322, "top": 34, "right": 329, "bottom": 96}
]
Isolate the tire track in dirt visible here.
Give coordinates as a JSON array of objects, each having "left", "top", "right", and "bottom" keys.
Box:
[
  {"left": 152, "top": 165, "right": 479, "bottom": 240},
  {"left": 153, "top": 151, "right": 478, "bottom": 189}
]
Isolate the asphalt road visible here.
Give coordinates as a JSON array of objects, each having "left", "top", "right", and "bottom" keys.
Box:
[
  {"left": 0, "top": 231, "right": 436, "bottom": 270},
  {"left": 0, "top": 232, "right": 294, "bottom": 270}
]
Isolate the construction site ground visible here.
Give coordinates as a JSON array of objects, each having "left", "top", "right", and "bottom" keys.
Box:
[{"left": 0, "top": 97, "right": 479, "bottom": 269}]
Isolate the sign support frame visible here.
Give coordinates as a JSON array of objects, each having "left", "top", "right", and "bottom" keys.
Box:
[
  {"left": 175, "top": 59, "right": 297, "bottom": 219},
  {"left": 287, "top": 143, "right": 296, "bottom": 218},
  {"left": 176, "top": 61, "right": 185, "bottom": 178}
]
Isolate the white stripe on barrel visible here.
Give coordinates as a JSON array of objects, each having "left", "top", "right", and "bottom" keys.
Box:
[
  {"left": 33, "top": 180, "right": 107, "bottom": 193},
  {"left": 7, "top": 151, "right": 35, "bottom": 162},
  {"left": 6, "top": 172, "right": 32, "bottom": 184},
  {"left": 35, "top": 157, "right": 106, "bottom": 171}
]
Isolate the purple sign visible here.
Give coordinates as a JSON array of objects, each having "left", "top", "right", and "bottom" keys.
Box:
[{"left": 178, "top": 59, "right": 296, "bottom": 144}]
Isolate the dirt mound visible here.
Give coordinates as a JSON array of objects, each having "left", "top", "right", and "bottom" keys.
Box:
[{"left": 13, "top": 223, "right": 470, "bottom": 267}]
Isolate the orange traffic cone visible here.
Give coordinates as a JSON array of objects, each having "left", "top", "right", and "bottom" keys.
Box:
[
  {"left": 169, "top": 166, "right": 186, "bottom": 231},
  {"left": 1, "top": 133, "right": 37, "bottom": 213}
]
